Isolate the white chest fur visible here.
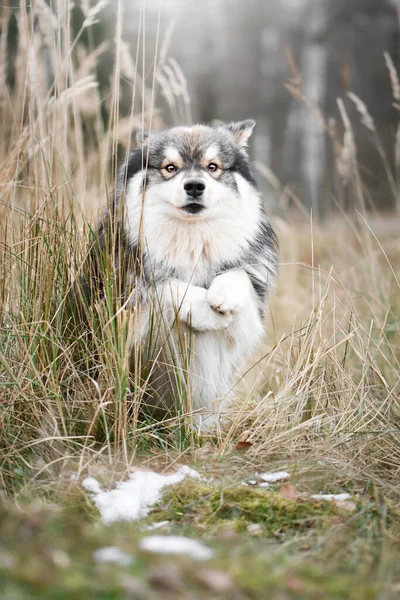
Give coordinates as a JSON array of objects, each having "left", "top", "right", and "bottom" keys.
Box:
[{"left": 125, "top": 172, "right": 261, "bottom": 285}]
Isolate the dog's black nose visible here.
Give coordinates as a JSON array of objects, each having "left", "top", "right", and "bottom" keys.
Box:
[{"left": 184, "top": 180, "right": 205, "bottom": 198}]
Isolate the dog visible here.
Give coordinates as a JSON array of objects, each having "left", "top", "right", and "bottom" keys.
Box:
[{"left": 82, "top": 120, "right": 278, "bottom": 430}]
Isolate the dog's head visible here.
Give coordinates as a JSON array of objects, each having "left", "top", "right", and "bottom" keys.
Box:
[{"left": 122, "top": 120, "right": 258, "bottom": 220}]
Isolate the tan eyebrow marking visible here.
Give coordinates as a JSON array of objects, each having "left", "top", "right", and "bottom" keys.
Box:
[
  {"left": 161, "top": 147, "right": 183, "bottom": 174},
  {"left": 201, "top": 144, "right": 222, "bottom": 172}
]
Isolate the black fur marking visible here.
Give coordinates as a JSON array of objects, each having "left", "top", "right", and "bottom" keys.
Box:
[
  {"left": 78, "top": 203, "right": 143, "bottom": 308},
  {"left": 248, "top": 220, "right": 279, "bottom": 257},
  {"left": 124, "top": 149, "right": 146, "bottom": 185},
  {"left": 230, "top": 153, "right": 257, "bottom": 186},
  {"left": 217, "top": 260, "right": 242, "bottom": 277},
  {"left": 248, "top": 276, "right": 267, "bottom": 304}
]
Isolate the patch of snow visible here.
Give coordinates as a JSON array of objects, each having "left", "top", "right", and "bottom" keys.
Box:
[
  {"left": 139, "top": 535, "right": 213, "bottom": 560},
  {"left": 82, "top": 477, "right": 103, "bottom": 494},
  {"left": 259, "top": 482, "right": 271, "bottom": 488},
  {"left": 143, "top": 520, "right": 170, "bottom": 531},
  {"left": 93, "top": 546, "right": 134, "bottom": 566},
  {"left": 83, "top": 466, "right": 201, "bottom": 524},
  {"left": 178, "top": 465, "right": 203, "bottom": 479},
  {"left": 248, "top": 479, "right": 257, "bottom": 485},
  {"left": 311, "top": 493, "right": 351, "bottom": 501},
  {"left": 259, "top": 471, "right": 290, "bottom": 484}
]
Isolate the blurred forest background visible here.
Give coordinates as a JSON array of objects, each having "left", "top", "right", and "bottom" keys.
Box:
[{"left": 3, "top": 0, "right": 400, "bottom": 214}]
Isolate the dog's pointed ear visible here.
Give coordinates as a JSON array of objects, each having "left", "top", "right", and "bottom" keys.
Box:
[
  {"left": 227, "top": 119, "right": 256, "bottom": 147},
  {"left": 136, "top": 130, "right": 149, "bottom": 145}
]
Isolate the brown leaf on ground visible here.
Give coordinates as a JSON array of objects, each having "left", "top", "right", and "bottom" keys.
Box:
[
  {"left": 235, "top": 441, "right": 253, "bottom": 451},
  {"left": 279, "top": 483, "right": 297, "bottom": 500},
  {"left": 235, "top": 431, "right": 253, "bottom": 451}
]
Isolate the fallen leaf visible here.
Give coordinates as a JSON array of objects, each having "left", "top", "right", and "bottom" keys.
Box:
[
  {"left": 235, "top": 441, "right": 253, "bottom": 451},
  {"left": 279, "top": 483, "right": 297, "bottom": 500},
  {"left": 235, "top": 430, "right": 253, "bottom": 451}
]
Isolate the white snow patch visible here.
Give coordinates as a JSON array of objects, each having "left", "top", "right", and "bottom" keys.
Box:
[
  {"left": 143, "top": 520, "right": 170, "bottom": 531},
  {"left": 82, "top": 477, "right": 103, "bottom": 494},
  {"left": 139, "top": 535, "right": 213, "bottom": 560},
  {"left": 311, "top": 493, "right": 351, "bottom": 502},
  {"left": 259, "top": 471, "right": 290, "bottom": 484},
  {"left": 259, "top": 482, "right": 271, "bottom": 488},
  {"left": 83, "top": 466, "right": 201, "bottom": 524},
  {"left": 93, "top": 546, "right": 134, "bottom": 566},
  {"left": 178, "top": 465, "right": 203, "bottom": 480}
]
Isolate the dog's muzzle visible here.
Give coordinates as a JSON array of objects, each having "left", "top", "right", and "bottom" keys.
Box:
[{"left": 182, "top": 179, "right": 206, "bottom": 214}]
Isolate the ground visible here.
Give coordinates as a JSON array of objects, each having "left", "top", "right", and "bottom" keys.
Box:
[{"left": 1, "top": 450, "right": 399, "bottom": 599}]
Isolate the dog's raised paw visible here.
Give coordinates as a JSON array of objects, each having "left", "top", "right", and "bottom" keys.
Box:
[
  {"left": 185, "top": 303, "right": 233, "bottom": 331},
  {"left": 207, "top": 274, "right": 246, "bottom": 316},
  {"left": 208, "top": 292, "right": 243, "bottom": 315}
]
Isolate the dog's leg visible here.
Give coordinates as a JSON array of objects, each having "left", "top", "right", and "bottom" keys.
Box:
[
  {"left": 188, "top": 269, "right": 265, "bottom": 431},
  {"left": 158, "top": 279, "right": 234, "bottom": 332},
  {"left": 207, "top": 269, "right": 253, "bottom": 316}
]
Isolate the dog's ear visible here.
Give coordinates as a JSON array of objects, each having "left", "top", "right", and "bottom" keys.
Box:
[
  {"left": 136, "top": 130, "right": 149, "bottom": 145},
  {"left": 227, "top": 119, "right": 256, "bottom": 147}
]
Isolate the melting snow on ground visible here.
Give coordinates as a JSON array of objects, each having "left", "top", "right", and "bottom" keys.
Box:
[
  {"left": 311, "top": 493, "right": 351, "bottom": 501},
  {"left": 143, "top": 520, "right": 170, "bottom": 531},
  {"left": 82, "top": 465, "right": 201, "bottom": 525},
  {"left": 258, "top": 471, "right": 290, "bottom": 484},
  {"left": 139, "top": 535, "right": 214, "bottom": 560},
  {"left": 93, "top": 546, "right": 134, "bottom": 566}
]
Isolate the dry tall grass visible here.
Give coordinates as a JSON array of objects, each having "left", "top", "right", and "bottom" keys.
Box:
[{"left": 0, "top": 0, "right": 399, "bottom": 499}]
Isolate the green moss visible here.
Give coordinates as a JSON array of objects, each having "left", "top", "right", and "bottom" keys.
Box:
[{"left": 151, "top": 481, "right": 350, "bottom": 536}]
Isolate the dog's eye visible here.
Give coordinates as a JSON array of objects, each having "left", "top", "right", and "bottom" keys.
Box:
[
  {"left": 208, "top": 163, "right": 219, "bottom": 172},
  {"left": 164, "top": 164, "right": 177, "bottom": 174}
]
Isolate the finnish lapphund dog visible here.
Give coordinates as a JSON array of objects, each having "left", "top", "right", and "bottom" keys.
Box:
[{"left": 81, "top": 120, "right": 278, "bottom": 430}]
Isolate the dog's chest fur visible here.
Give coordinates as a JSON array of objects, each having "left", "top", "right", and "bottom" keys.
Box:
[
  {"left": 126, "top": 172, "right": 261, "bottom": 286},
  {"left": 143, "top": 210, "right": 253, "bottom": 285}
]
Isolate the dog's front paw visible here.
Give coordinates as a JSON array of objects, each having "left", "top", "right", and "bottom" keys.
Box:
[
  {"left": 188, "top": 304, "right": 234, "bottom": 331},
  {"left": 208, "top": 276, "right": 245, "bottom": 315}
]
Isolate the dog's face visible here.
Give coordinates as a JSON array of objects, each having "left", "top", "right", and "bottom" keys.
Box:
[{"left": 136, "top": 120, "right": 256, "bottom": 219}]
